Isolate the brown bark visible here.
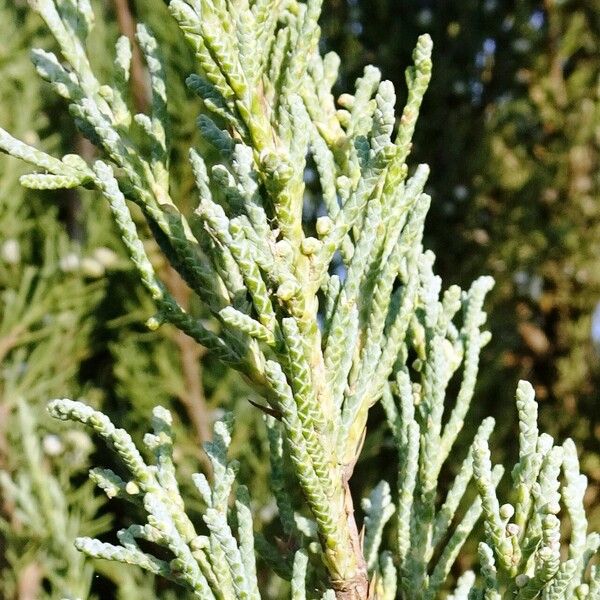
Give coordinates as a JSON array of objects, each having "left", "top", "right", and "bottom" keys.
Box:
[
  {"left": 331, "top": 481, "right": 370, "bottom": 600},
  {"left": 163, "top": 266, "right": 212, "bottom": 451},
  {"left": 112, "top": 0, "right": 212, "bottom": 451},
  {"left": 111, "top": 0, "right": 149, "bottom": 113},
  {"left": 176, "top": 329, "right": 211, "bottom": 442},
  {"left": 0, "top": 325, "right": 25, "bottom": 366},
  {"left": 16, "top": 562, "right": 43, "bottom": 600}
]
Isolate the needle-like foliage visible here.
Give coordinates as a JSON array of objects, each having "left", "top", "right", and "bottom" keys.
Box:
[{"left": 1, "top": 1, "right": 598, "bottom": 598}]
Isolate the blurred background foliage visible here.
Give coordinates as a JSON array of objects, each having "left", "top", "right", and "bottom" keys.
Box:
[{"left": 0, "top": 0, "right": 598, "bottom": 597}]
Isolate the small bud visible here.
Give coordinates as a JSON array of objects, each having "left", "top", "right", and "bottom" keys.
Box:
[
  {"left": 98, "top": 85, "right": 114, "bottom": 101},
  {"left": 143, "top": 433, "right": 159, "bottom": 450},
  {"left": 260, "top": 150, "right": 293, "bottom": 183},
  {"left": 336, "top": 109, "right": 351, "bottom": 127},
  {"left": 64, "top": 430, "right": 93, "bottom": 455},
  {"left": 507, "top": 523, "right": 520, "bottom": 536},
  {"left": 169, "top": 558, "right": 185, "bottom": 575},
  {"left": 22, "top": 130, "right": 39, "bottom": 146},
  {"left": 316, "top": 216, "right": 333, "bottom": 236},
  {"left": 340, "top": 238, "right": 354, "bottom": 262},
  {"left": 125, "top": 481, "right": 140, "bottom": 495},
  {"left": 93, "top": 246, "right": 119, "bottom": 268},
  {"left": 1, "top": 239, "right": 21, "bottom": 265},
  {"left": 59, "top": 252, "right": 80, "bottom": 272},
  {"left": 411, "top": 382, "right": 422, "bottom": 405},
  {"left": 537, "top": 433, "right": 554, "bottom": 454},
  {"left": 190, "top": 535, "right": 208, "bottom": 551},
  {"left": 258, "top": 500, "right": 278, "bottom": 523},
  {"left": 274, "top": 239, "right": 294, "bottom": 263},
  {"left": 301, "top": 237, "right": 321, "bottom": 255},
  {"left": 337, "top": 93, "right": 355, "bottom": 109},
  {"left": 336, "top": 176, "right": 351, "bottom": 200},
  {"left": 146, "top": 314, "right": 163, "bottom": 331},
  {"left": 308, "top": 541, "right": 321, "bottom": 554},
  {"left": 81, "top": 257, "right": 105, "bottom": 278},
  {"left": 515, "top": 574, "right": 529, "bottom": 588},
  {"left": 276, "top": 280, "right": 297, "bottom": 301},
  {"left": 153, "top": 405, "right": 172, "bottom": 425},
  {"left": 42, "top": 434, "right": 64, "bottom": 456},
  {"left": 499, "top": 504, "right": 514, "bottom": 520},
  {"left": 480, "top": 330, "right": 492, "bottom": 347}
]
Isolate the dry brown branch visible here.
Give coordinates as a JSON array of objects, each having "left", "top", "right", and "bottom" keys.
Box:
[{"left": 111, "top": 0, "right": 149, "bottom": 113}]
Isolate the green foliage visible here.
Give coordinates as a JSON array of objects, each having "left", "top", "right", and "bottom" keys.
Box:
[
  {"left": 0, "top": 2, "right": 247, "bottom": 597},
  {"left": 477, "top": 0, "right": 600, "bottom": 429},
  {"left": 325, "top": 0, "right": 600, "bottom": 510},
  {"left": 472, "top": 382, "right": 600, "bottom": 599},
  {"left": 1, "top": 1, "right": 599, "bottom": 599},
  {"left": 0, "top": 4, "right": 107, "bottom": 597}
]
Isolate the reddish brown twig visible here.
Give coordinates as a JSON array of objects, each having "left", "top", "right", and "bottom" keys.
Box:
[{"left": 111, "top": 0, "right": 149, "bottom": 113}]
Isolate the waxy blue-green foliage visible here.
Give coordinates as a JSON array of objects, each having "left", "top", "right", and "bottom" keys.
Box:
[
  {"left": 1, "top": 0, "right": 599, "bottom": 598},
  {"left": 0, "top": 3, "right": 228, "bottom": 597}
]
